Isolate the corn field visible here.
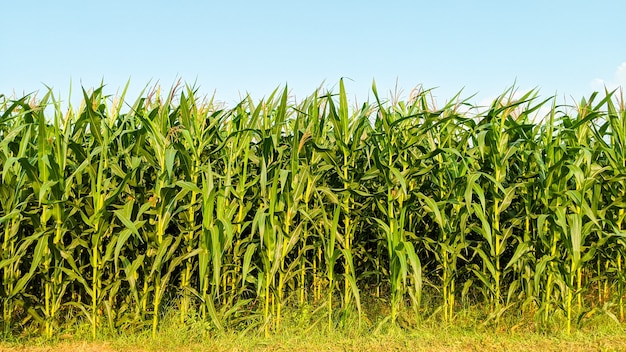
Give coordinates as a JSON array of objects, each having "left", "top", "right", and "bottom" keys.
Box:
[{"left": 1, "top": 81, "right": 625, "bottom": 338}]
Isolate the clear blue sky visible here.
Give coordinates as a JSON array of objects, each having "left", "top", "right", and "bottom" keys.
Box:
[{"left": 2, "top": 0, "right": 625, "bottom": 108}]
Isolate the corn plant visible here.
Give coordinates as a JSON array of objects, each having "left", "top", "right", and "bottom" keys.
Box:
[{"left": 2, "top": 82, "right": 626, "bottom": 338}]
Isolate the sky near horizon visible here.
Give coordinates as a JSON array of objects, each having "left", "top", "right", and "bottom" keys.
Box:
[{"left": 2, "top": 0, "right": 625, "bottom": 109}]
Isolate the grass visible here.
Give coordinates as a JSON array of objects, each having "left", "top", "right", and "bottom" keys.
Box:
[
  {"left": 2, "top": 305, "right": 626, "bottom": 351},
  {"left": 2, "top": 297, "right": 626, "bottom": 351}
]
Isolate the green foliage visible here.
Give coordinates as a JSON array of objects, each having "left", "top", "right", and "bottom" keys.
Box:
[{"left": 1, "top": 83, "right": 625, "bottom": 338}]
